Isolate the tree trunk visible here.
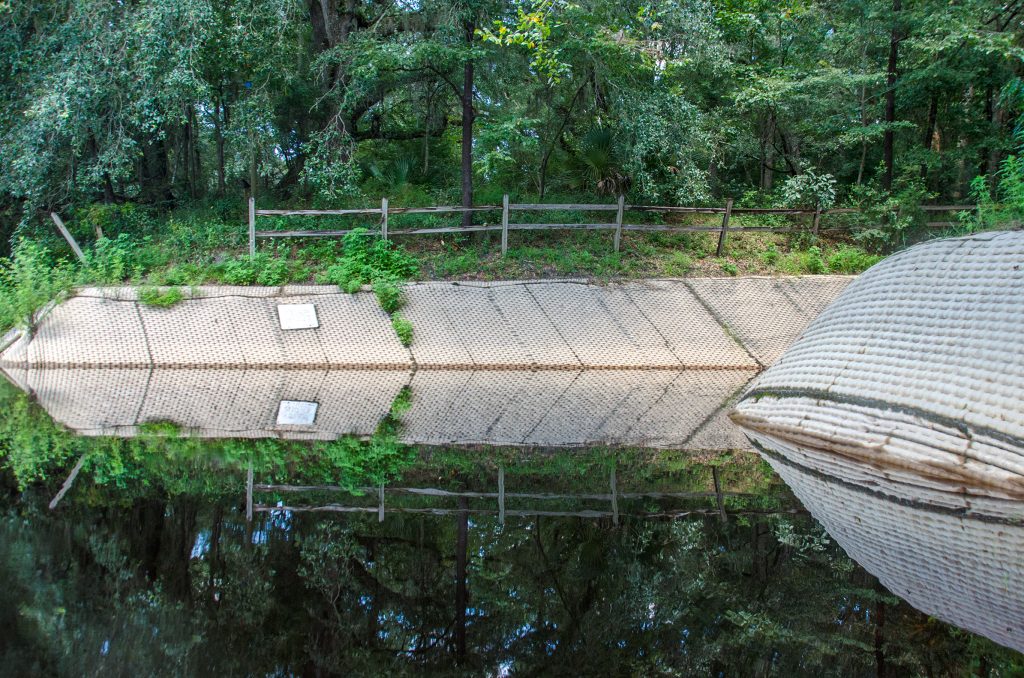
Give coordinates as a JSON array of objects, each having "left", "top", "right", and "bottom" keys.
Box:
[
  {"left": 214, "top": 98, "right": 226, "bottom": 195},
  {"left": 761, "top": 112, "right": 775, "bottom": 191},
  {"left": 882, "top": 0, "right": 901, "bottom": 192},
  {"left": 920, "top": 94, "right": 938, "bottom": 181},
  {"left": 191, "top": 104, "right": 202, "bottom": 199},
  {"left": 461, "top": 21, "right": 475, "bottom": 228}
]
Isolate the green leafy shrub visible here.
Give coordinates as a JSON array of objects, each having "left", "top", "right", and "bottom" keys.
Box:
[
  {"left": 846, "top": 181, "right": 929, "bottom": 253},
  {"left": 719, "top": 261, "right": 738, "bottom": 276},
  {"left": 318, "top": 229, "right": 416, "bottom": 312},
  {"left": 220, "top": 257, "right": 260, "bottom": 285},
  {"left": 374, "top": 280, "right": 403, "bottom": 314},
  {"left": 391, "top": 315, "right": 413, "bottom": 346},
  {"left": 256, "top": 257, "right": 289, "bottom": 286},
  {"left": 826, "top": 246, "right": 882, "bottom": 274},
  {"left": 964, "top": 156, "right": 1024, "bottom": 233},
  {"left": 84, "top": 234, "right": 135, "bottom": 284},
  {"left": 0, "top": 381, "right": 78, "bottom": 488},
  {"left": 138, "top": 287, "right": 184, "bottom": 308},
  {"left": 779, "top": 246, "right": 826, "bottom": 275},
  {"left": 761, "top": 244, "right": 780, "bottom": 266},
  {"left": 79, "top": 202, "right": 156, "bottom": 238},
  {"left": 151, "top": 262, "right": 206, "bottom": 286},
  {"left": 780, "top": 169, "right": 837, "bottom": 209},
  {"left": 220, "top": 253, "right": 290, "bottom": 286},
  {"left": 0, "top": 240, "right": 74, "bottom": 332}
]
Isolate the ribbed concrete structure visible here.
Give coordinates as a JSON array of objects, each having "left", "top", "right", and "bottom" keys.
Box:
[{"left": 733, "top": 231, "right": 1024, "bottom": 651}]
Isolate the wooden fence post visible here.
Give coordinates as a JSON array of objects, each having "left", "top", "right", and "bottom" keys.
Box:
[
  {"left": 716, "top": 198, "right": 734, "bottom": 257},
  {"left": 501, "top": 194, "right": 510, "bottom": 255},
  {"left": 613, "top": 194, "right": 625, "bottom": 252},
  {"left": 246, "top": 461, "right": 254, "bottom": 523},
  {"left": 381, "top": 197, "right": 389, "bottom": 241},
  {"left": 712, "top": 467, "right": 727, "bottom": 524},
  {"left": 378, "top": 484, "right": 385, "bottom": 523},
  {"left": 610, "top": 465, "right": 619, "bottom": 526},
  {"left": 248, "top": 196, "right": 256, "bottom": 259},
  {"left": 812, "top": 205, "right": 822, "bottom": 237},
  {"left": 498, "top": 466, "right": 506, "bottom": 526},
  {"left": 50, "top": 213, "right": 86, "bottom": 264}
]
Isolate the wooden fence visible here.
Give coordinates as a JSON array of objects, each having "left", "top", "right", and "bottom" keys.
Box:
[
  {"left": 245, "top": 466, "right": 788, "bottom": 526},
  {"left": 247, "top": 196, "right": 975, "bottom": 258}
]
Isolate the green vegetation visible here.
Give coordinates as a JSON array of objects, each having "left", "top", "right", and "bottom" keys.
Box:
[
  {"left": 0, "top": 0, "right": 1021, "bottom": 284},
  {"left": 391, "top": 315, "right": 413, "bottom": 347},
  {"left": 0, "top": 241, "right": 73, "bottom": 333},
  {"left": 220, "top": 253, "right": 291, "bottom": 286},
  {"left": 138, "top": 286, "right": 185, "bottom": 308},
  {"left": 827, "top": 246, "right": 884, "bottom": 275},
  {"left": 319, "top": 228, "right": 418, "bottom": 292},
  {"left": 373, "top": 280, "right": 403, "bottom": 314},
  {"left": 663, "top": 251, "right": 693, "bottom": 276}
]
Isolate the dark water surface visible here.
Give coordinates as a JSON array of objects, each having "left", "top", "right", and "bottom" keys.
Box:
[{"left": 0, "top": 376, "right": 1020, "bottom": 676}]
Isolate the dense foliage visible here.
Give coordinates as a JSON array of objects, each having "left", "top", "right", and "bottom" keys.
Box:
[{"left": 1, "top": 0, "right": 1023, "bottom": 245}]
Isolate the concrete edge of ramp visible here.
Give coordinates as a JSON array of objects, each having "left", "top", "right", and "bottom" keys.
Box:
[{"left": 1, "top": 276, "right": 855, "bottom": 371}]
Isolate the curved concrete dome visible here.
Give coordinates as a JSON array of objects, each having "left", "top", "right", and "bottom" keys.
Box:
[{"left": 732, "top": 230, "right": 1024, "bottom": 651}]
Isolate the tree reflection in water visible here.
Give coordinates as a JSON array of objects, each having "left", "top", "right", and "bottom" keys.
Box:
[
  {"left": 0, "top": 380, "right": 1021, "bottom": 675},
  {"left": 2, "top": 453, "right": 1022, "bottom": 676}
]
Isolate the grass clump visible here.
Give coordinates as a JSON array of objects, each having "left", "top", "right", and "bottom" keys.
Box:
[
  {"left": 663, "top": 252, "right": 693, "bottom": 276},
  {"left": 826, "top": 245, "right": 882, "bottom": 274},
  {"left": 778, "top": 246, "right": 826, "bottom": 274},
  {"left": 139, "top": 420, "right": 183, "bottom": 436},
  {"left": 391, "top": 315, "right": 413, "bottom": 346},
  {"left": 138, "top": 287, "right": 185, "bottom": 308},
  {"left": 719, "top": 260, "right": 739, "bottom": 276}
]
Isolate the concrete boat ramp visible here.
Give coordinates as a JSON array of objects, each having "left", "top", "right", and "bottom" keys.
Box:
[{"left": 0, "top": 277, "right": 852, "bottom": 449}]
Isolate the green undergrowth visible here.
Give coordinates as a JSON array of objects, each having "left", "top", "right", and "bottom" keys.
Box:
[
  {"left": 0, "top": 378, "right": 417, "bottom": 495},
  {"left": 0, "top": 201, "right": 901, "bottom": 336},
  {"left": 0, "top": 240, "right": 74, "bottom": 333},
  {"left": 138, "top": 286, "right": 185, "bottom": 308},
  {"left": 391, "top": 315, "right": 413, "bottom": 346}
]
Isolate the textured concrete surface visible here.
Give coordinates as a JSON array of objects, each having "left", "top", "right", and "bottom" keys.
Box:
[
  {"left": 18, "top": 366, "right": 752, "bottom": 449},
  {"left": 0, "top": 276, "right": 853, "bottom": 449}
]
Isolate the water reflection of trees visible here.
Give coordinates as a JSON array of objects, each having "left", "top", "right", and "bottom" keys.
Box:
[{"left": 3, "top": 483, "right": 1020, "bottom": 676}]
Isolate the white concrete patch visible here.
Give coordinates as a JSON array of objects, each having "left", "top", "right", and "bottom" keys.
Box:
[
  {"left": 277, "top": 303, "right": 319, "bottom": 330},
  {"left": 277, "top": 400, "right": 318, "bottom": 425}
]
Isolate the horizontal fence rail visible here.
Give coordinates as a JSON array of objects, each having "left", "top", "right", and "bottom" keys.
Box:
[{"left": 246, "top": 195, "right": 977, "bottom": 258}]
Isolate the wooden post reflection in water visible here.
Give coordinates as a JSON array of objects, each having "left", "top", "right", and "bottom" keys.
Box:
[
  {"left": 498, "top": 467, "right": 505, "bottom": 526},
  {"left": 610, "top": 466, "right": 619, "bottom": 526},
  {"left": 454, "top": 495, "right": 469, "bottom": 661},
  {"left": 712, "top": 467, "right": 727, "bottom": 524},
  {"left": 245, "top": 462, "right": 253, "bottom": 523}
]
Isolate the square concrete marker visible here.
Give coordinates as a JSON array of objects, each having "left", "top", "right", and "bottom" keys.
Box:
[
  {"left": 277, "top": 400, "right": 318, "bottom": 425},
  {"left": 278, "top": 303, "right": 319, "bottom": 330}
]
